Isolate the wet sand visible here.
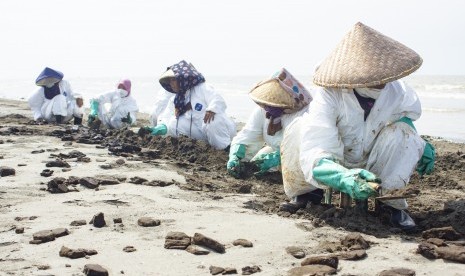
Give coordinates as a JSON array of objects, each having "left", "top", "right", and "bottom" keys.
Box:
[{"left": 1, "top": 98, "right": 464, "bottom": 275}]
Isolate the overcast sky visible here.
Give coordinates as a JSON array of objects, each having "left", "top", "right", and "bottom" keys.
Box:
[{"left": 1, "top": 0, "right": 464, "bottom": 79}]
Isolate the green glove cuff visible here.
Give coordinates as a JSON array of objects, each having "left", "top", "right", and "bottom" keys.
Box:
[
  {"left": 397, "top": 116, "right": 416, "bottom": 132},
  {"left": 417, "top": 142, "right": 435, "bottom": 176},
  {"left": 254, "top": 150, "right": 281, "bottom": 174},
  {"left": 90, "top": 100, "right": 99, "bottom": 116},
  {"left": 229, "top": 144, "right": 246, "bottom": 160},
  {"left": 227, "top": 156, "right": 242, "bottom": 178},
  {"left": 149, "top": 124, "right": 167, "bottom": 136},
  {"left": 313, "top": 158, "right": 379, "bottom": 200}
]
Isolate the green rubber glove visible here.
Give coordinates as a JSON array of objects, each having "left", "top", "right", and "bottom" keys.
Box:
[
  {"left": 313, "top": 158, "right": 380, "bottom": 200},
  {"left": 417, "top": 142, "right": 435, "bottom": 176},
  {"left": 89, "top": 99, "right": 99, "bottom": 117},
  {"left": 144, "top": 124, "right": 167, "bottom": 136},
  {"left": 227, "top": 144, "right": 246, "bottom": 178},
  {"left": 253, "top": 150, "right": 281, "bottom": 175},
  {"left": 397, "top": 117, "right": 435, "bottom": 176}
]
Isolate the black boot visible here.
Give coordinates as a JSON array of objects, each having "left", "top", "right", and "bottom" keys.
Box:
[
  {"left": 74, "top": 116, "right": 83, "bottom": 125},
  {"left": 280, "top": 189, "right": 324, "bottom": 213},
  {"left": 55, "top": 115, "right": 63, "bottom": 124}
]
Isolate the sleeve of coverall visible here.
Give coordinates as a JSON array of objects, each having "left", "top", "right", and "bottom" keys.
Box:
[
  {"left": 299, "top": 87, "right": 345, "bottom": 185},
  {"left": 158, "top": 96, "right": 175, "bottom": 127},
  {"left": 28, "top": 87, "right": 45, "bottom": 120},
  {"left": 231, "top": 106, "right": 265, "bottom": 149},
  {"left": 60, "top": 80, "right": 74, "bottom": 100},
  {"left": 202, "top": 84, "right": 227, "bottom": 114},
  {"left": 150, "top": 89, "right": 173, "bottom": 126},
  {"left": 392, "top": 80, "right": 422, "bottom": 122}
]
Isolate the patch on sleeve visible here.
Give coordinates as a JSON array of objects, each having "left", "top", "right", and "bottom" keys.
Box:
[{"left": 194, "top": 103, "right": 203, "bottom": 111}]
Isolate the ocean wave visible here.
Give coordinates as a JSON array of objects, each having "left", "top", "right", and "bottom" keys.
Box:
[
  {"left": 413, "top": 84, "right": 465, "bottom": 91},
  {"left": 422, "top": 107, "right": 465, "bottom": 113},
  {"left": 416, "top": 91, "right": 465, "bottom": 99}
]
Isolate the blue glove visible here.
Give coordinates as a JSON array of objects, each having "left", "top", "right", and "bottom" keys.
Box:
[
  {"left": 89, "top": 100, "right": 99, "bottom": 117},
  {"left": 253, "top": 150, "right": 281, "bottom": 175},
  {"left": 227, "top": 144, "right": 246, "bottom": 178},
  {"left": 144, "top": 124, "right": 167, "bottom": 136},
  {"left": 313, "top": 158, "right": 380, "bottom": 200},
  {"left": 397, "top": 117, "right": 435, "bottom": 176}
]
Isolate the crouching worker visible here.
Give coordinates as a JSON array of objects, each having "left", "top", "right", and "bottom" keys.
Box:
[
  {"left": 280, "top": 22, "right": 435, "bottom": 232},
  {"left": 88, "top": 79, "right": 138, "bottom": 129},
  {"left": 143, "top": 60, "right": 236, "bottom": 150},
  {"left": 227, "top": 69, "right": 311, "bottom": 178},
  {"left": 69, "top": 94, "right": 84, "bottom": 125},
  {"left": 28, "top": 67, "right": 80, "bottom": 124}
]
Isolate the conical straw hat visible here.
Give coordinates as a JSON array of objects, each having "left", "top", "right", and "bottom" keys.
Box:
[
  {"left": 313, "top": 22, "right": 422, "bottom": 88},
  {"left": 159, "top": 69, "right": 175, "bottom": 91},
  {"left": 249, "top": 68, "right": 312, "bottom": 113}
]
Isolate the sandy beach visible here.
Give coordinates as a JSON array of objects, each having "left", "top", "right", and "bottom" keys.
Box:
[{"left": 1, "top": 98, "right": 465, "bottom": 276}]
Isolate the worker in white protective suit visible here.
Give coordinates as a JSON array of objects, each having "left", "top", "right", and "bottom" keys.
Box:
[
  {"left": 88, "top": 79, "right": 138, "bottom": 129},
  {"left": 280, "top": 22, "right": 435, "bottom": 232},
  {"left": 143, "top": 60, "right": 236, "bottom": 150},
  {"left": 28, "top": 67, "right": 82, "bottom": 124},
  {"left": 227, "top": 68, "right": 312, "bottom": 177},
  {"left": 149, "top": 89, "right": 173, "bottom": 126}
]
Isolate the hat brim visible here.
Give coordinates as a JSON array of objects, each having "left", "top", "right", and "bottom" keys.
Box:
[
  {"left": 249, "top": 80, "right": 295, "bottom": 109},
  {"left": 313, "top": 22, "right": 422, "bottom": 88},
  {"left": 36, "top": 77, "right": 61, "bottom": 87}
]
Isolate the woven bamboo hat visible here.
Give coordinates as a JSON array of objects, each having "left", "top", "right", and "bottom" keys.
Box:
[
  {"left": 249, "top": 68, "right": 312, "bottom": 113},
  {"left": 313, "top": 22, "right": 422, "bottom": 88}
]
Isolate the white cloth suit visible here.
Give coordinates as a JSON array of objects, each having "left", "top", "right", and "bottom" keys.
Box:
[
  {"left": 158, "top": 83, "right": 236, "bottom": 150},
  {"left": 281, "top": 80, "right": 426, "bottom": 209},
  {"left": 92, "top": 90, "right": 139, "bottom": 129},
  {"left": 231, "top": 106, "right": 308, "bottom": 161},
  {"left": 28, "top": 80, "right": 77, "bottom": 123}
]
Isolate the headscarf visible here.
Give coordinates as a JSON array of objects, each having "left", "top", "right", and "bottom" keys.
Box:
[
  {"left": 160, "top": 60, "right": 205, "bottom": 118},
  {"left": 36, "top": 67, "right": 64, "bottom": 99},
  {"left": 44, "top": 83, "right": 61, "bottom": 100},
  {"left": 118, "top": 79, "right": 132, "bottom": 97},
  {"left": 264, "top": 105, "right": 284, "bottom": 136}
]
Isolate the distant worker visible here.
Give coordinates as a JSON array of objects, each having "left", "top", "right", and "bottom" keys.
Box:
[
  {"left": 28, "top": 67, "right": 81, "bottom": 124},
  {"left": 144, "top": 60, "right": 236, "bottom": 150},
  {"left": 88, "top": 79, "right": 138, "bottom": 129},
  {"left": 280, "top": 22, "right": 435, "bottom": 232},
  {"left": 227, "top": 68, "right": 312, "bottom": 177}
]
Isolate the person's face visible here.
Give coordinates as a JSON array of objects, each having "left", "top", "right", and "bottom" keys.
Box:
[
  {"left": 76, "top": 98, "right": 83, "bottom": 108},
  {"left": 170, "top": 78, "right": 180, "bottom": 93}
]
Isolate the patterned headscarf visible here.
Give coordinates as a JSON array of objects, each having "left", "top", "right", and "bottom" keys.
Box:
[{"left": 160, "top": 60, "right": 205, "bottom": 118}]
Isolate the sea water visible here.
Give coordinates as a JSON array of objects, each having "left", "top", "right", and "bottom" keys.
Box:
[{"left": 1, "top": 75, "right": 464, "bottom": 142}]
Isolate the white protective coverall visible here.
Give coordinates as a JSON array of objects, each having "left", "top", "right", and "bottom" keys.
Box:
[
  {"left": 232, "top": 105, "right": 308, "bottom": 161},
  {"left": 92, "top": 90, "right": 139, "bottom": 129},
  {"left": 150, "top": 89, "right": 173, "bottom": 126},
  {"left": 281, "top": 80, "right": 426, "bottom": 209},
  {"left": 158, "top": 82, "right": 236, "bottom": 150},
  {"left": 28, "top": 80, "right": 77, "bottom": 122}
]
